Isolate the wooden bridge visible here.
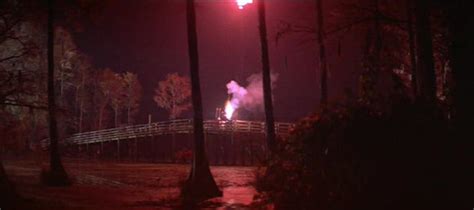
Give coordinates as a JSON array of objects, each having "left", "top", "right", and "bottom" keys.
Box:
[
  {"left": 41, "top": 119, "right": 294, "bottom": 165},
  {"left": 42, "top": 119, "right": 295, "bottom": 148}
]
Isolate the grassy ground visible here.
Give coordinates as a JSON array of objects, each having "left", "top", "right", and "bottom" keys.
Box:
[{"left": 3, "top": 158, "right": 265, "bottom": 209}]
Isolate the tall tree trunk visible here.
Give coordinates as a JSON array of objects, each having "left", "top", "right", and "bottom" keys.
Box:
[
  {"left": 74, "top": 87, "right": 79, "bottom": 114},
  {"left": 127, "top": 86, "right": 133, "bottom": 125},
  {"left": 127, "top": 104, "right": 131, "bottom": 125},
  {"left": 44, "top": 0, "right": 70, "bottom": 186},
  {"left": 74, "top": 86, "right": 81, "bottom": 131},
  {"left": 59, "top": 39, "right": 65, "bottom": 97},
  {"left": 374, "top": 0, "right": 382, "bottom": 74},
  {"left": 182, "top": 0, "right": 221, "bottom": 202},
  {"left": 171, "top": 114, "right": 176, "bottom": 162},
  {"left": 406, "top": 0, "right": 417, "bottom": 98},
  {"left": 447, "top": 0, "right": 474, "bottom": 128},
  {"left": 0, "top": 153, "right": 17, "bottom": 206},
  {"left": 360, "top": 0, "right": 382, "bottom": 104},
  {"left": 0, "top": 97, "right": 16, "bottom": 205},
  {"left": 171, "top": 92, "right": 176, "bottom": 160},
  {"left": 98, "top": 104, "right": 106, "bottom": 130},
  {"left": 414, "top": 0, "right": 436, "bottom": 103},
  {"left": 79, "top": 99, "right": 84, "bottom": 132},
  {"left": 27, "top": 108, "right": 35, "bottom": 151},
  {"left": 316, "top": 0, "right": 328, "bottom": 106},
  {"left": 445, "top": 0, "right": 473, "bottom": 206},
  {"left": 78, "top": 74, "right": 85, "bottom": 132},
  {"left": 114, "top": 107, "right": 118, "bottom": 127},
  {"left": 258, "top": 0, "right": 276, "bottom": 152}
]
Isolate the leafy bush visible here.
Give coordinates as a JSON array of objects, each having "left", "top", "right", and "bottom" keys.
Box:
[{"left": 256, "top": 101, "right": 456, "bottom": 209}]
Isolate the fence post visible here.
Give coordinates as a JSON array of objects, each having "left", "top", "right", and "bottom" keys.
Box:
[
  {"left": 231, "top": 121, "right": 235, "bottom": 165},
  {"left": 100, "top": 141, "right": 104, "bottom": 159},
  {"left": 135, "top": 137, "right": 138, "bottom": 162},
  {"left": 117, "top": 139, "right": 120, "bottom": 161}
]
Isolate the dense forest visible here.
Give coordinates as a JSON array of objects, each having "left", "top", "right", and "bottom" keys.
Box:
[
  {"left": 257, "top": 1, "right": 473, "bottom": 209},
  {"left": 0, "top": 0, "right": 472, "bottom": 209}
]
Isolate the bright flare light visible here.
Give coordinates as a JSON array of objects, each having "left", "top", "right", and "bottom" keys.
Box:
[
  {"left": 236, "top": 0, "right": 253, "bottom": 9},
  {"left": 224, "top": 100, "right": 235, "bottom": 120}
]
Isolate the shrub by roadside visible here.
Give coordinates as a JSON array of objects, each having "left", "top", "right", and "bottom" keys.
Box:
[{"left": 255, "top": 100, "right": 461, "bottom": 209}]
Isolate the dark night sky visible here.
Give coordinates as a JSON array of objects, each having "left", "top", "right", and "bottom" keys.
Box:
[{"left": 74, "top": 0, "right": 363, "bottom": 123}]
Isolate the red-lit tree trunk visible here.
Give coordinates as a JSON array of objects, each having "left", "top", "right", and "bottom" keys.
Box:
[
  {"left": 446, "top": 0, "right": 474, "bottom": 129},
  {"left": 78, "top": 86, "right": 85, "bottom": 132},
  {"left": 359, "top": 0, "right": 382, "bottom": 105},
  {"left": 98, "top": 103, "right": 106, "bottom": 130},
  {"left": 315, "top": 0, "right": 328, "bottom": 106},
  {"left": 414, "top": 0, "right": 436, "bottom": 103},
  {"left": 374, "top": 0, "right": 382, "bottom": 80},
  {"left": 43, "top": 0, "right": 70, "bottom": 186},
  {"left": 0, "top": 156, "right": 17, "bottom": 207},
  {"left": 182, "top": 0, "right": 221, "bottom": 202},
  {"left": 127, "top": 100, "right": 132, "bottom": 125},
  {"left": 0, "top": 96, "right": 16, "bottom": 203},
  {"left": 113, "top": 105, "right": 119, "bottom": 127},
  {"left": 76, "top": 69, "right": 87, "bottom": 132},
  {"left": 78, "top": 100, "right": 84, "bottom": 132},
  {"left": 445, "top": 0, "right": 473, "bottom": 206},
  {"left": 406, "top": 0, "right": 417, "bottom": 98},
  {"left": 258, "top": 0, "right": 276, "bottom": 152}
]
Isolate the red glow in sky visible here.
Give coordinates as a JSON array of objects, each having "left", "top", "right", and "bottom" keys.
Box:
[{"left": 236, "top": 0, "right": 253, "bottom": 9}]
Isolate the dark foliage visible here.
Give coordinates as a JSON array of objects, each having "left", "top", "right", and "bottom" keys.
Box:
[{"left": 256, "top": 99, "right": 465, "bottom": 209}]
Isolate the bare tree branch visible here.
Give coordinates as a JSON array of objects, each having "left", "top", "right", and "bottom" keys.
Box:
[
  {"left": 0, "top": 101, "right": 48, "bottom": 110},
  {"left": 0, "top": 51, "right": 28, "bottom": 63}
]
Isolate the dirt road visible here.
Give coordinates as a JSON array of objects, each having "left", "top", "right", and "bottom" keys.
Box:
[{"left": 3, "top": 159, "right": 267, "bottom": 209}]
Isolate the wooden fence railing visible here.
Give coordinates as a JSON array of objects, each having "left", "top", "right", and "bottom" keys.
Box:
[{"left": 41, "top": 119, "right": 295, "bottom": 148}]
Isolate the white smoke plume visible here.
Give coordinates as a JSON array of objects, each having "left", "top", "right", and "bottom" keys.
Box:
[{"left": 226, "top": 73, "right": 279, "bottom": 112}]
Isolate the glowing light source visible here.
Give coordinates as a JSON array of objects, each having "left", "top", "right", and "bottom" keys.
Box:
[
  {"left": 224, "top": 100, "right": 235, "bottom": 120},
  {"left": 236, "top": 0, "right": 253, "bottom": 9}
]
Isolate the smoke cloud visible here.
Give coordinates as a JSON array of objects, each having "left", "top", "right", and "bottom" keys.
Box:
[{"left": 226, "top": 73, "right": 279, "bottom": 112}]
